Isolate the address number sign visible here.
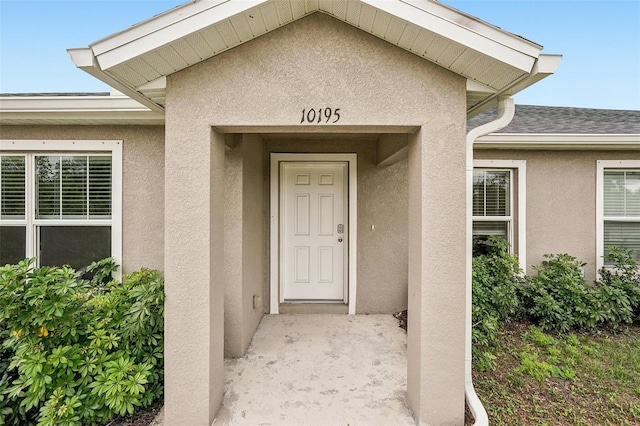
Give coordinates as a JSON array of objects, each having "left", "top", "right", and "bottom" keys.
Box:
[{"left": 300, "top": 108, "right": 341, "bottom": 124}]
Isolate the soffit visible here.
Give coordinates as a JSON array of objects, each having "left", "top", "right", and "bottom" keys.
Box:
[{"left": 70, "top": 0, "right": 549, "bottom": 114}]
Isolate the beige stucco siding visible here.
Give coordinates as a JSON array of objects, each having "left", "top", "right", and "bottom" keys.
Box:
[
  {"left": 476, "top": 149, "right": 640, "bottom": 282},
  {"left": 0, "top": 125, "right": 165, "bottom": 274},
  {"left": 224, "top": 135, "right": 265, "bottom": 357},
  {"left": 164, "top": 10, "right": 466, "bottom": 425},
  {"left": 166, "top": 13, "right": 461, "bottom": 127}
]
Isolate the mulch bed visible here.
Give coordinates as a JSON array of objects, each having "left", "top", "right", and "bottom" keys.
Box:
[
  {"left": 393, "top": 309, "right": 407, "bottom": 331},
  {"left": 104, "top": 398, "right": 163, "bottom": 426}
]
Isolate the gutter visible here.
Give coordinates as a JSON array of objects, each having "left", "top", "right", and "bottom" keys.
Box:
[{"left": 465, "top": 96, "right": 516, "bottom": 426}]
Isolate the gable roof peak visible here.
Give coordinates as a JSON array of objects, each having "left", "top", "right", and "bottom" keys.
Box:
[{"left": 68, "top": 0, "right": 559, "bottom": 113}]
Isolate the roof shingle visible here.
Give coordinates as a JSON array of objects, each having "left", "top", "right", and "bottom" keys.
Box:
[{"left": 468, "top": 105, "right": 640, "bottom": 134}]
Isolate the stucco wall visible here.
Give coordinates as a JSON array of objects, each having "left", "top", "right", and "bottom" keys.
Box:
[
  {"left": 475, "top": 149, "right": 640, "bottom": 282},
  {"left": 265, "top": 138, "right": 408, "bottom": 314},
  {"left": 0, "top": 125, "right": 165, "bottom": 273},
  {"left": 166, "top": 13, "right": 461, "bottom": 127},
  {"left": 224, "top": 135, "right": 265, "bottom": 357},
  {"left": 224, "top": 139, "right": 244, "bottom": 356},
  {"left": 164, "top": 11, "right": 466, "bottom": 425}
]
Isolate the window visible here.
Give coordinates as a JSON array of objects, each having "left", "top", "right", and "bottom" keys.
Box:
[
  {"left": 0, "top": 140, "right": 121, "bottom": 273},
  {"left": 597, "top": 161, "right": 640, "bottom": 268},
  {"left": 472, "top": 160, "right": 526, "bottom": 268}
]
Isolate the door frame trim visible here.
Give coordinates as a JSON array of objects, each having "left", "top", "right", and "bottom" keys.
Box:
[{"left": 270, "top": 153, "right": 358, "bottom": 314}]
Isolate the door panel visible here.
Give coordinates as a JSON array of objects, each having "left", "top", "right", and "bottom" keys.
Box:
[{"left": 281, "top": 162, "right": 347, "bottom": 301}]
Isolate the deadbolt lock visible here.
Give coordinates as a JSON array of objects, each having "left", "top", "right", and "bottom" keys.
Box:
[{"left": 337, "top": 224, "right": 344, "bottom": 234}]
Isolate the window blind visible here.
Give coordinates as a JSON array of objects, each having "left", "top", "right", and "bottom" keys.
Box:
[
  {"left": 472, "top": 221, "right": 508, "bottom": 238},
  {"left": 473, "top": 170, "right": 510, "bottom": 217},
  {"left": 89, "top": 156, "right": 112, "bottom": 218},
  {"left": 0, "top": 156, "right": 26, "bottom": 220},
  {"left": 36, "top": 155, "right": 112, "bottom": 220},
  {"left": 604, "top": 221, "right": 640, "bottom": 263},
  {"left": 604, "top": 170, "right": 640, "bottom": 216}
]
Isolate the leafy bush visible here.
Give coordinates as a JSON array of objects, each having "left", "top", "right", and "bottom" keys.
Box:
[
  {"left": 472, "top": 237, "right": 522, "bottom": 360},
  {"left": 0, "top": 258, "right": 164, "bottom": 426},
  {"left": 517, "top": 253, "right": 603, "bottom": 332},
  {"left": 518, "top": 249, "right": 640, "bottom": 332},
  {"left": 597, "top": 246, "right": 640, "bottom": 326}
]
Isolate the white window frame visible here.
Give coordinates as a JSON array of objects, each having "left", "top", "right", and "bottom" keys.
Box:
[
  {"left": 0, "top": 139, "right": 122, "bottom": 279},
  {"left": 473, "top": 160, "right": 526, "bottom": 271},
  {"left": 596, "top": 160, "right": 640, "bottom": 272}
]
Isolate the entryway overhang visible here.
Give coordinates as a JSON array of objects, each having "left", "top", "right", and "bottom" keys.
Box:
[{"left": 67, "top": 0, "right": 560, "bottom": 116}]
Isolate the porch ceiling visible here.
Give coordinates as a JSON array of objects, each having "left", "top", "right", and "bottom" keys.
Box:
[{"left": 68, "top": 0, "right": 560, "bottom": 116}]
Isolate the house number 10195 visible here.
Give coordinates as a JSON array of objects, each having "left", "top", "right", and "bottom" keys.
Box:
[{"left": 300, "top": 108, "right": 341, "bottom": 124}]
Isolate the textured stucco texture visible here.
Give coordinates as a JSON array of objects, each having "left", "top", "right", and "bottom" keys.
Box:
[
  {"left": 224, "top": 135, "right": 265, "bottom": 358},
  {"left": 166, "top": 10, "right": 467, "bottom": 426}
]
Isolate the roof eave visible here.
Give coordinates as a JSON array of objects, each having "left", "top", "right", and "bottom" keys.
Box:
[
  {"left": 475, "top": 133, "right": 640, "bottom": 150},
  {"left": 66, "top": 0, "right": 556, "bottom": 116},
  {"left": 0, "top": 95, "right": 165, "bottom": 125},
  {"left": 67, "top": 48, "right": 165, "bottom": 112},
  {"left": 467, "top": 54, "right": 562, "bottom": 117}
]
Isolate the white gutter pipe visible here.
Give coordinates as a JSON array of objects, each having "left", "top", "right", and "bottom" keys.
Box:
[{"left": 465, "top": 96, "right": 516, "bottom": 426}]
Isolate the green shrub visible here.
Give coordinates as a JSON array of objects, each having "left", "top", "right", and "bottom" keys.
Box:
[
  {"left": 518, "top": 249, "right": 640, "bottom": 332},
  {"left": 472, "top": 237, "right": 522, "bottom": 349},
  {"left": 0, "top": 259, "right": 164, "bottom": 426},
  {"left": 597, "top": 246, "right": 640, "bottom": 326},
  {"left": 518, "top": 253, "right": 601, "bottom": 332}
]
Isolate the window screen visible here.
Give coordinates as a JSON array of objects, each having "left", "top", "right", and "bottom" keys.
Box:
[
  {"left": 0, "top": 151, "right": 114, "bottom": 268},
  {"left": 603, "top": 170, "right": 640, "bottom": 263}
]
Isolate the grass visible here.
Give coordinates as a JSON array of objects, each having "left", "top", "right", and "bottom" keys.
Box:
[{"left": 468, "top": 322, "right": 640, "bottom": 425}]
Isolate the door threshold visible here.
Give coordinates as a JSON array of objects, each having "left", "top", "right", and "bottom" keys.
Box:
[{"left": 278, "top": 303, "right": 348, "bottom": 314}]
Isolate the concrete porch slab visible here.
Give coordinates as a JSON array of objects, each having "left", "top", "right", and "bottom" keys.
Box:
[{"left": 213, "top": 314, "right": 415, "bottom": 426}]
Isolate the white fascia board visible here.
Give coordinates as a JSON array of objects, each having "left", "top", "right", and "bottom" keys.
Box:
[
  {"left": 0, "top": 96, "right": 165, "bottom": 125},
  {"left": 502, "top": 54, "right": 562, "bottom": 96},
  {"left": 93, "top": 0, "right": 270, "bottom": 70},
  {"left": 467, "top": 54, "right": 561, "bottom": 116},
  {"left": 68, "top": 48, "right": 165, "bottom": 112},
  {"left": 366, "top": 0, "right": 539, "bottom": 72},
  {"left": 0, "top": 95, "right": 152, "bottom": 112},
  {"left": 0, "top": 112, "right": 165, "bottom": 125},
  {"left": 90, "top": 0, "right": 227, "bottom": 53},
  {"left": 68, "top": 47, "right": 96, "bottom": 68},
  {"left": 475, "top": 133, "right": 640, "bottom": 150},
  {"left": 402, "top": 0, "right": 542, "bottom": 56}
]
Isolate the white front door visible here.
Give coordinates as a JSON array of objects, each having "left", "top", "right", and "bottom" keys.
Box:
[{"left": 280, "top": 162, "right": 348, "bottom": 301}]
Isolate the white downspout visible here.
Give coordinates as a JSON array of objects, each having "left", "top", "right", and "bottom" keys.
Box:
[{"left": 465, "top": 96, "right": 516, "bottom": 426}]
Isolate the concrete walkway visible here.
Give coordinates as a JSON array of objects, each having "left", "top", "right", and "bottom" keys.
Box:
[{"left": 213, "top": 314, "right": 415, "bottom": 426}]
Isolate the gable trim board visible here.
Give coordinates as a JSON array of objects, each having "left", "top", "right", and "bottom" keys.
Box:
[{"left": 66, "top": 0, "right": 560, "bottom": 115}]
